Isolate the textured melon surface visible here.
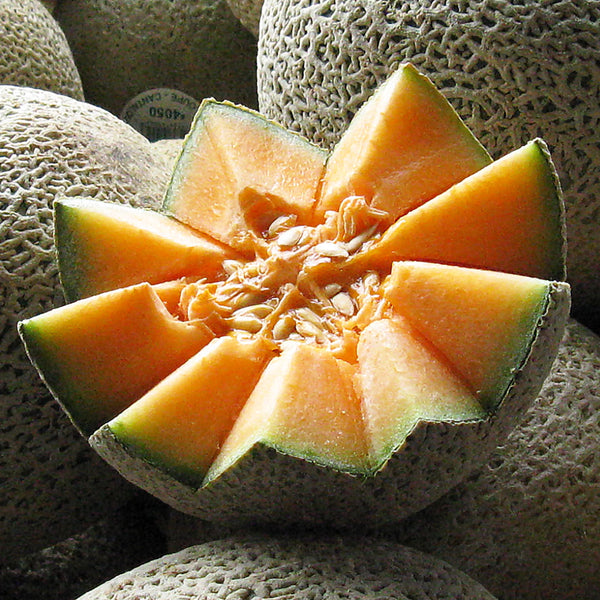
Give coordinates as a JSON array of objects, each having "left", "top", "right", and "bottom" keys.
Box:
[
  {"left": 0, "top": 86, "right": 173, "bottom": 561},
  {"left": 391, "top": 319, "right": 600, "bottom": 600},
  {"left": 21, "top": 67, "right": 570, "bottom": 527},
  {"left": 55, "top": 0, "right": 258, "bottom": 116},
  {"left": 257, "top": 0, "right": 600, "bottom": 332},
  {"left": 55, "top": 198, "right": 234, "bottom": 301},
  {"left": 77, "top": 533, "right": 497, "bottom": 600},
  {"left": 0, "top": 0, "right": 83, "bottom": 99},
  {"left": 164, "top": 99, "right": 327, "bottom": 245}
]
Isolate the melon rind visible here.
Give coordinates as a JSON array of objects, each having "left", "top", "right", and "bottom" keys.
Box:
[
  {"left": 225, "top": 0, "right": 263, "bottom": 36},
  {"left": 76, "top": 533, "right": 497, "bottom": 600},
  {"left": 0, "top": 86, "right": 172, "bottom": 561},
  {"left": 391, "top": 319, "right": 600, "bottom": 600},
  {"left": 91, "top": 281, "right": 569, "bottom": 526}
]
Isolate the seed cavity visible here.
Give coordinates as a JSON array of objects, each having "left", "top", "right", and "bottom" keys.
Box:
[
  {"left": 277, "top": 226, "right": 307, "bottom": 247},
  {"left": 331, "top": 291, "right": 355, "bottom": 316},
  {"left": 313, "top": 241, "right": 349, "bottom": 259}
]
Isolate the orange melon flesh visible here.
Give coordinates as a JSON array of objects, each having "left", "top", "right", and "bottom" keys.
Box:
[
  {"left": 55, "top": 198, "right": 234, "bottom": 302},
  {"left": 107, "top": 336, "right": 274, "bottom": 488},
  {"left": 317, "top": 63, "right": 491, "bottom": 223},
  {"left": 383, "top": 262, "right": 551, "bottom": 411},
  {"left": 357, "top": 318, "right": 485, "bottom": 470},
  {"left": 163, "top": 100, "right": 327, "bottom": 245},
  {"left": 205, "top": 343, "right": 370, "bottom": 484},
  {"left": 18, "top": 283, "right": 213, "bottom": 435},
  {"left": 358, "top": 140, "right": 564, "bottom": 281}
]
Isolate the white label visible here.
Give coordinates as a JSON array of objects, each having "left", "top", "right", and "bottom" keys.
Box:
[{"left": 120, "top": 88, "right": 200, "bottom": 142}]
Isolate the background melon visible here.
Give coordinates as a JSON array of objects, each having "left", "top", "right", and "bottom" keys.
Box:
[
  {"left": 55, "top": 0, "right": 259, "bottom": 137},
  {"left": 76, "top": 533, "right": 498, "bottom": 600},
  {"left": 225, "top": 0, "right": 263, "bottom": 36},
  {"left": 0, "top": 86, "right": 173, "bottom": 561},
  {"left": 256, "top": 0, "right": 600, "bottom": 331},
  {"left": 389, "top": 319, "right": 600, "bottom": 600},
  {"left": 0, "top": 0, "right": 83, "bottom": 99}
]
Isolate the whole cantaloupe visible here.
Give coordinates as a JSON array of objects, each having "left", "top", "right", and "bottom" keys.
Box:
[
  {"left": 77, "top": 533, "right": 498, "bottom": 600},
  {"left": 55, "top": 0, "right": 258, "bottom": 133},
  {"left": 0, "top": 0, "right": 83, "bottom": 99},
  {"left": 0, "top": 85, "right": 173, "bottom": 562},
  {"left": 390, "top": 319, "right": 600, "bottom": 600},
  {"left": 257, "top": 0, "right": 600, "bottom": 331}
]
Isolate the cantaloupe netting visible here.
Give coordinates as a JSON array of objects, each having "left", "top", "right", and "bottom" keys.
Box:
[{"left": 257, "top": 0, "right": 600, "bottom": 328}]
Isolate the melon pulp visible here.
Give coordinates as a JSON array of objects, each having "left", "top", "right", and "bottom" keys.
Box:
[
  {"left": 55, "top": 198, "right": 236, "bottom": 302},
  {"left": 19, "top": 64, "right": 569, "bottom": 524}
]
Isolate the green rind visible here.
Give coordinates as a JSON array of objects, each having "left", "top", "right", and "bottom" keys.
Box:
[{"left": 90, "top": 282, "right": 569, "bottom": 526}]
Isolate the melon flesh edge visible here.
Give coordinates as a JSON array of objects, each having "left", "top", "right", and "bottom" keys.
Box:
[
  {"left": 317, "top": 63, "right": 491, "bottom": 222},
  {"left": 107, "top": 335, "right": 274, "bottom": 488},
  {"left": 55, "top": 197, "right": 235, "bottom": 301},
  {"left": 18, "top": 283, "right": 213, "bottom": 436},
  {"left": 164, "top": 99, "right": 327, "bottom": 245},
  {"left": 205, "top": 342, "right": 370, "bottom": 484},
  {"left": 359, "top": 139, "right": 565, "bottom": 281}
]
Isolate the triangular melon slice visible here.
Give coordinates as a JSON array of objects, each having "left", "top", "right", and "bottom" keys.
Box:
[
  {"left": 317, "top": 63, "right": 491, "bottom": 223},
  {"left": 358, "top": 139, "right": 564, "bottom": 281},
  {"left": 55, "top": 198, "right": 235, "bottom": 301},
  {"left": 357, "top": 318, "right": 486, "bottom": 471},
  {"left": 105, "top": 336, "right": 274, "bottom": 488},
  {"left": 18, "top": 283, "right": 213, "bottom": 435},
  {"left": 163, "top": 100, "right": 327, "bottom": 246},
  {"left": 205, "top": 342, "right": 370, "bottom": 485},
  {"left": 383, "top": 261, "right": 552, "bottom": 411}
]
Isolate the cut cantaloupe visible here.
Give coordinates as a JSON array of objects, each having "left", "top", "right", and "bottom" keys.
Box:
[
  {"left": 19, "top": 283, "right": 213, "bottom": 435},
  {"left": 357, "top": 139, "right": 564, "bottom": 281},
  {"left": 163, "top": 99, "right": 327, "bottom": 246},
  {"left": 383, "top": 261, "right": 552, "bottom": 411},
  {"left": 55, "top": 198, "right": 235, "bottom": 301},
  {"left": 317, "top": 63, "right": 491, "bottom": 223},
  {"left": 108, "top": 335, "right": 274, "bottom": 487},
  {"left": 206, "top": 342, "right": 370, "bottom": 484},
  {"left": 19, "top": 64, "right": 570, "bottom": 525}
]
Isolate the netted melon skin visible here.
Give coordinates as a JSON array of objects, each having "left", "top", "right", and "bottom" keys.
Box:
[
  {"left": 77, "top": 533, "right": 497, "bottom": 600},
  {"left": 0, "top": 86, "right": 173, "bottom": 561},
  {"left": 0, "top": 0, "right": 83, "bottom": 99},
  {"left": 390, "top": 319, "right": 600, "bottom": 600},
  {"left": 55, "top": 0, "right": 258, "bottom": 117},
  {"left": 257, "top": 0, "right": 600, "bottom": 331},
  {"left": 226, "top": 0, "right": 264, "bottom": 36},
  {"left": 91, "top": 282, "right": 569, "bottom": 528}
]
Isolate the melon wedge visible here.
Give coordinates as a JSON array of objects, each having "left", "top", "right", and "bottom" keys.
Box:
[
  {"left": 317, "top": 63, "right": 491, "bottom": 223},
  {"left": 358, "top": 139, "right": 564, "bottom": 281},
  {"left": 106, "top": 336, "right": 274, "bottom": 488},
  {"left": 55, "top": 198, "right": 235, "bottom": 301},
  {"left": 19, "top": 64, "right": 570, "bottom": 526},
  {"left": 163, "top": 99, "right": 327, "bottom": 245},
  {"left": 19, "top": 283, "right": 213, "bottom": 435}
]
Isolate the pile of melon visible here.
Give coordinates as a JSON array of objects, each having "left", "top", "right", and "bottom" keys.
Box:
[{"left": 3, "top": 4, "right": 598, "bottom": 596}]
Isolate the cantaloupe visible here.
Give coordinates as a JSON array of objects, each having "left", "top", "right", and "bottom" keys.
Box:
[
  {"left": 391, "top": 319, "right": 600, "bottom": 600},
  {"left": 257, "top": 0, "right": 600, "bottom": 332},
  {"left": 0, "top": 0, "right": 83, "bottom": 99},
  {"left": 0, "top": 86, "right": 174, "bottom": 561},
  {"left": 19, "top": 65, "right": 570, "bottom": 527},
  {"left": 225, "top": 0, "right": 263, "bottom": 36},
  {"left": 76, "top": 533, "right": 498, "bottom": 600},
  {"left": 54, "top": 0, "right": 258, "bottom": 127}
]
